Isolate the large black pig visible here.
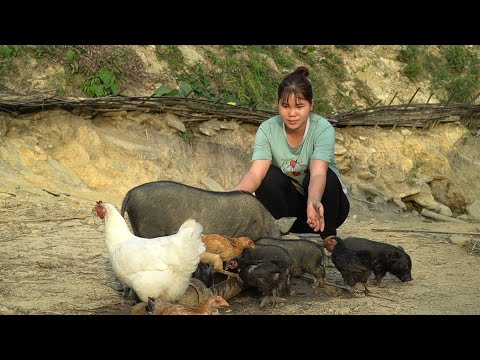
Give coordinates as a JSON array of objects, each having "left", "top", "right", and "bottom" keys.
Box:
[
  {"left": 326, "top": 236, "right": 413, "bottom": 287},
  {"left": 121, "top": 181, "right": 296, "bottom": 240}
]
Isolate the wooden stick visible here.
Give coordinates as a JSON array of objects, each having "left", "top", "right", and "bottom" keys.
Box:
[
  {"left": 371, "top": 228, "right": 480, "bottom": 236},
  {"left": 366, "top": 293, "right": 396, "bottom": 302},
  {"left": 0, "top": 216, "right": 88, "bottom": 223},
  {"left": 371, "top": 300, "right": 397, "bottom": 309},
  {"left": 350, "top": 196, "right": 376, "bottom": 205},
  {"left": 34, "top": 311, "right": 64, "bottom": 315},
  {"left": 421, "top": 208, "right": 466, "bottom": 223},
  {"left": 325, "top": 281, "right": 396, "bottom": 301},
  {"left": 325, "top": 281, "right": 350, "bottom": 291}
]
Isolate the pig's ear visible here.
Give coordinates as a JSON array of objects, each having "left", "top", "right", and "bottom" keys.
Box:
[
  {"left": 393, "top": 250, "right": 403, "bottom": 258},
  {"left": 276, "top": 217, "right": 297, "bottom": 234},
  {"left": 398, "top": 245, "right": 405, "bottom": 251}
]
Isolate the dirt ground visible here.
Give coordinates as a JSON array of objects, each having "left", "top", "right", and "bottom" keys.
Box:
[{"left": 2, "top": 190, "right": 479, "bottom": 316}]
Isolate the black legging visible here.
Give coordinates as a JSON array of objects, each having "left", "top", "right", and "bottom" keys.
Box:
[{"left": 255, "top": 165, "right": 350, "bottom": 239}]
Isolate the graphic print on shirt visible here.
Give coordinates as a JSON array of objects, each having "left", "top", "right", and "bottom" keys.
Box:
[{"left": 281, "top": 159, "right": 308, "bottom": 179}]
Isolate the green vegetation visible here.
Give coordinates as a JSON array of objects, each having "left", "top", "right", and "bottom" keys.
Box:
[
  {"left": 33, "top": 45, "right": 57, "bottom": 58},
  {"left": 0, "top": 45, "right": 21, "bottom": 79},
  {"left": 2, "top": 45, "right": 480, "bottom": 110},
  {"left": 155, "top": 46, "right": 185, "bottom": 72},
  {"left": 354, "top": 79, "right": 377, "bottom": 107},
  {"left": 397, "top": 45, "right": 480, "bottom": 102},
  {"left": 179, "top": 129, "right": 196, "bottom": 146},
  {"left": 335, "top": 45, "right": 356, "bottom": 52},
  {"left": 435, "top": 46, "right": 480, "bottom": 102},
  {"left": 406, "top": 160, "right": 424, "bottom": 185},
  {"left": 68, "top": 45, "right": 143, "bottom": 98},
  {"left": 82, "top": 67, "right": 125, "bottom": 97},
  {"left": 154, "top": 46, "right": 282, "bottom": 110},
  {"left": 397, "top": 45, "right": 428, "bottom": 80},
  {"left": 318, "top": 47, "right": 348, "bottom": 81}
]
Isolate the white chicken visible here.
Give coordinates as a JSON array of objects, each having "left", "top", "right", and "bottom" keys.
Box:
[{"left": 95, "top": 201, "right": 205, "bottom": 302}]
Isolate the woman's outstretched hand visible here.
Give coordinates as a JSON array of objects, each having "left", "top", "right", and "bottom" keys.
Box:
[{"left": 306, "top": 200, "right": 325, "bottom": 232}]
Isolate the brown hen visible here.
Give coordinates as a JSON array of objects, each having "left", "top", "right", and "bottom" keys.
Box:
[
  {"left": 200, "top": 234, "right": 255, "bottom": 280},
  {"left": 147, "top": 295, "right": 229, "bottom": 315}
]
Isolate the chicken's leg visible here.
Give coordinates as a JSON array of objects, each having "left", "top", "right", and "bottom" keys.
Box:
[
  {"left": 212, "top": 255, "right": 241, "bottom": 282},
  {"left": 363, "top": 283, "right": 371, "bottom": 296},
  {"left": 217, "top": 269, "right": 242, "bottom": 282}
]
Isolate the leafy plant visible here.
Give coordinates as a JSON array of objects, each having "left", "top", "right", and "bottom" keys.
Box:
[
  {"left": 154, "top": 85, "right": 179, "bottom": 97},
  {"left": 179, "top": 63, "right": 218, "bottom": 100},
  {"left": 82, "top": 66, "right": 124, "bottom": 98},
  {"left": 154, "top": 81, "right": 194, "bottom": 97},
  {"left": 1, "top": 45, "right": 21, "bottom": 58},
  {"left": 65, "top": 47, "right": 81, "bottom": 75}
]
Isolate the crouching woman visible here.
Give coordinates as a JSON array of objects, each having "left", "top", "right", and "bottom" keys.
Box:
[{"left": 231, "top": 66, "right": 350, "bottom": 239}]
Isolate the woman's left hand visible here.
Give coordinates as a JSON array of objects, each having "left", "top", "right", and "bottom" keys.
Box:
[{"left": 306, "top": 200, "right": 325, "bottom": 232}]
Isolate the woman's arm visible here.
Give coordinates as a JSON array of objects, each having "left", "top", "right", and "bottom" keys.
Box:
[
  {"left": 231, "top": 159, "right": 271, "bottom": 193},
  {"left": 306, "top": 159, "right": 329, "bottom": 232}
]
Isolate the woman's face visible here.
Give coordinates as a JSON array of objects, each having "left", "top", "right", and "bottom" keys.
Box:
[{"left": 278, "top": 93, "right": 314, "bottom": 132}]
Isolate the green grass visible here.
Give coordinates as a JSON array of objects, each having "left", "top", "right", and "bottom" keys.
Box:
[
  {"left": 432, "top": 46, "right": 480, "bottom": 102},
  {"left": 0, "top": 45, "right": 21, "bottom": 79},
  {"left": 407, "top": 160, "right": 424, "bottom": 185},
  {"left": 397, "top": 45, "right": 424, "bottom": 80},
  {"left": 396, "top": 45, "right": 480, "bottom": 102},
  {"left": 155, "top": 45, "right": 185, "bottom": 72},
  {"left": 4, "top": 45, "right": 480, "bottom": 111}
]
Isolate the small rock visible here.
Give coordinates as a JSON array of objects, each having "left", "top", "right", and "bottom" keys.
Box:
[
  {"left": 219, "top": 122, "right": 236, "bottom": 130},
  {"left": 165, "top": 113, "right": 186, "bottom": 133},
  {"left": 337, "top": 307, "right": 351, "bottom": 315},
  {"left": 449, "top": 235, "right": 470, "bottom": 246},
  {"left": 466, "top": 200, "right": 480, "bottom": 219},
  {"left": 0, "top": 306, "right": 16, "bottom": 315},
  {"left": 392, "top": 197, "right": 407, "bottom": 211}
]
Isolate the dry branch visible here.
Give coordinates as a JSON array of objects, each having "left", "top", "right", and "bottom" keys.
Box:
[
  {"left": 420, "top": 208, "right": 467, "bottom": 223},
  {"left": 324, "top": 281, "right": 396, "bottom": 301},
  {"left": 0, "top": 216, "right": 88, "bottom": 223},
  {"left": 371, "top": 228, "right": 480, "bottom": 236},
  {"left": 1, "top": 93, "right": 479, "bottom": 129}
]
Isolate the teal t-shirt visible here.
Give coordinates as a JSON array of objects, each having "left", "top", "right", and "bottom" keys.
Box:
[{"left": 252, "top": 112, "right": 341, "bottom": 195}]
